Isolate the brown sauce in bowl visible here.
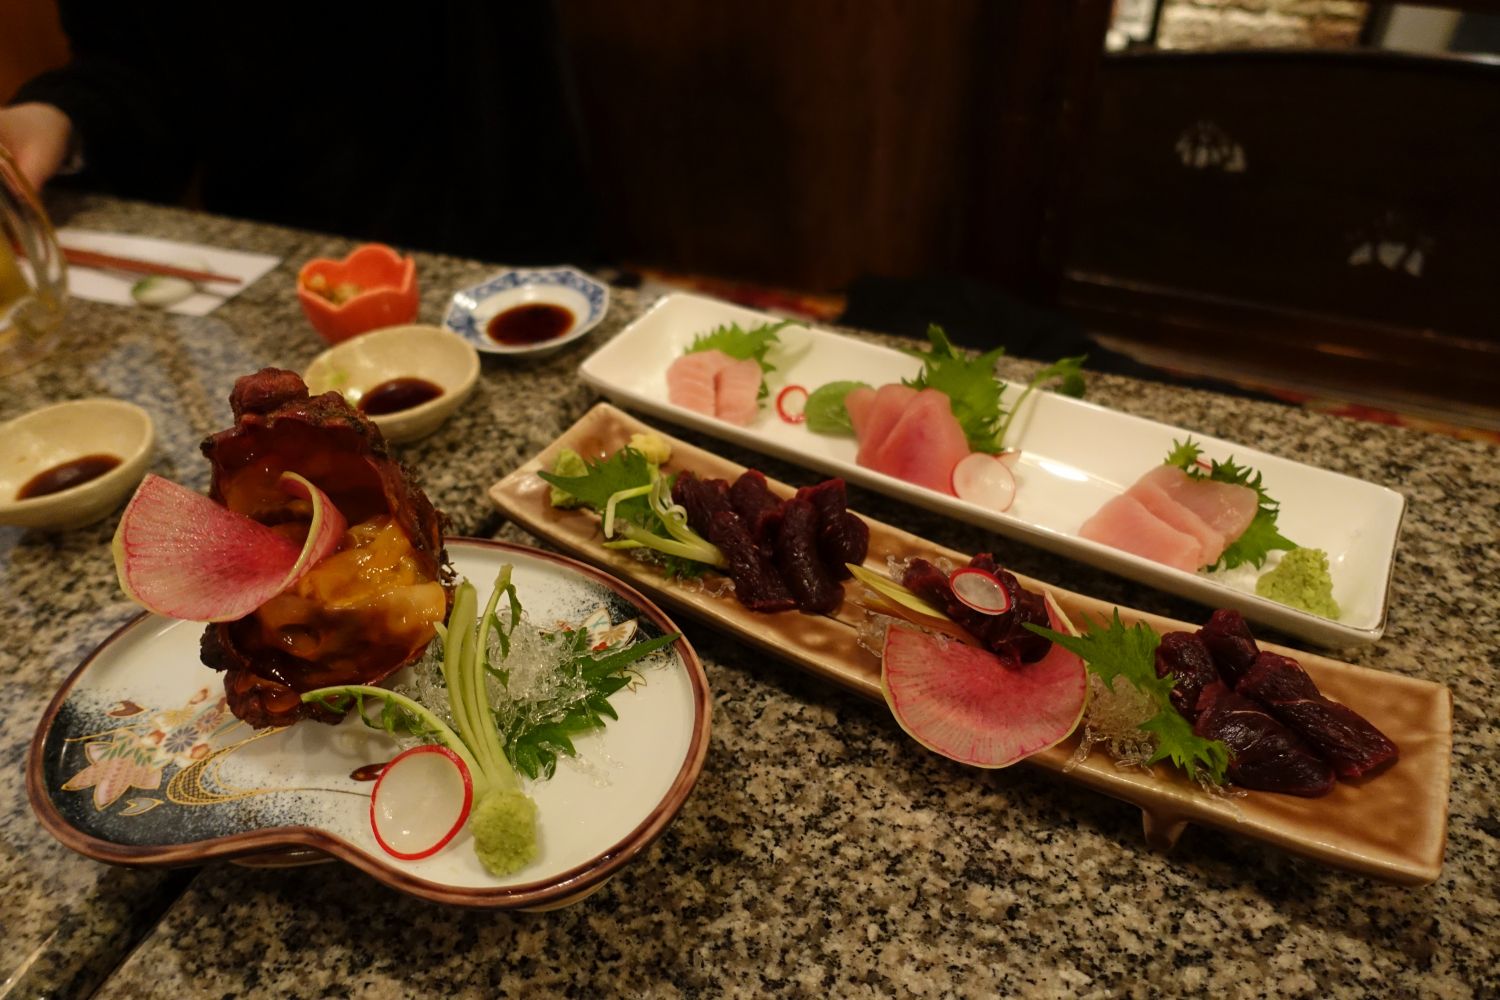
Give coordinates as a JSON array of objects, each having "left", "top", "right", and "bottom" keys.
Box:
[
  {"left": 17, "top": 453, "right": 122, "bottom": 500},
  {"left": 357, "top": 377, "right": 444, "bottom": 415},
  {"left": 486, "top": 302, "right": 574, "bottom": 346}
]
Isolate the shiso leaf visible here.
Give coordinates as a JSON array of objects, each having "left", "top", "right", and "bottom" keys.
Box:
[
  {"left": 1164, "top": 438, "right": 1297, "bottom": 571},
  {"left": 1026, "top": 609, "right": 1230, "bottom": 785}
]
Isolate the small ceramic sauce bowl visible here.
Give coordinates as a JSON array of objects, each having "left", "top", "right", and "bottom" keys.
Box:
[
  {"left": 443, "top": 266, "right": 609, "bottom": 358},
  {"left": 297, "top": 244, "right": 420, "bottom": 345},
  {"left": 0, "top": 399, "right": 155, "bottom": 531},
  {"left": 303, "top": 324, "right": 480, "bottom": 443}
]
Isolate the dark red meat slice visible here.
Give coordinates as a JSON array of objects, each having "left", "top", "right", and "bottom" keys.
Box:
[
  {"left": 672, "top": 470, "right": 733, "bottom": 536},
  {"left": 1006, "top": 586, "right": 1052, "bottom": 664},
  {"left": 1155, "top": 632, "right": 1221, "bottom": 721},
  {"left": 795, "top": 478, "right": 869, "bottom": 580},
  {"left": 1237, "top": 653, "right": 1399, "bottom": 779},
  {"left": 729, "top": 470, "right": 785, "bottom": 548},
  {"left": 774, "top": 497, "right": 843, "bottom": 613},
  {"left": 708, "top": 509, "right": 796, "bottom": 612},
  {"left": 674, "top": 471, "right": 794, "bottom": 611},
  {"left": 1198, "top": 608, "right": 1260, "bottom": 686},
  {"left": 1193, "top": 682, "right": 1335, "bottom": 797}
]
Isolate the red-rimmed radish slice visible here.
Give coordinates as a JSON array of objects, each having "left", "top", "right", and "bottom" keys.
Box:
[
  {"left": 951, "top": 453, "right": 1016, "bottom": 512},
  {"left": 776, "top": 384, "right": 809, "bottom": 424},
  {"left": 112, "top": 471, "right": 347, "bottom": 622},
  {"left": 948, "top": 567, "right": 1014, "bottom": 616},
  {"left": 996, "top": 450, "right": 1021, "bottom": 471},
  {"left": 370, "top": 745, "right": 474, "bottom": 861},
  {"left": 880, "top": 592, "right": 1086, "bottom": 768}
]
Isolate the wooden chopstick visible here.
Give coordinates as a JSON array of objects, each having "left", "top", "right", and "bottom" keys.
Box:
[{"left": 61, "top": 246, "right": 244, "bottom": 285}]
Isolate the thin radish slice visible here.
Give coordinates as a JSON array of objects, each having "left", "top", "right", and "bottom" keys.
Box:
[
  {"left": 370, "top": 745, "right": 474, "bottom": 861},
  {"left": 948, "top": 567, "right": 1014, "bottom": 616},
  {"left": 112, "top": 471, "right": 348, "bottom": 622},
  {"left": 776, "top": 384, "right": 809, "bottom": 423},
  {"left": 881, "top": 594, "right": 1086, "bottom": 768},
  {"left": 996, "top": 450, "right": 1021, "bottom": 471},
  {"left": 951, "top": 453, "right": 1017, "bottom": 512}
]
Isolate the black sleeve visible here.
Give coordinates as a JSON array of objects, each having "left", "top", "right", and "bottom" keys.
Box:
[{"left": 11, "top": 0, "right": 194, "bottom": 202}]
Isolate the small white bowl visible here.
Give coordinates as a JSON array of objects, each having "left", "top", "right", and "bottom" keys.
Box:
[
  {"left": 442, "top": 266, "right": 609, "bottom": 357},
  {"left": 0, "top": 399, "right": 155, "bottom": 531},
  {"left": 303, "top": 324, "right": 480, "bottom": 443}
]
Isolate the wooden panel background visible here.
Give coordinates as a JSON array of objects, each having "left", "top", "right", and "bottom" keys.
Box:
[
  {"left": 558, "top": 0, "right": 1112, "bottom": 296},
  {"left": 0, "top": 0, "right": 68, "bottom": 103},
  {"left": 1063, "top": 49, "right": 1500, "bottom": 409}
]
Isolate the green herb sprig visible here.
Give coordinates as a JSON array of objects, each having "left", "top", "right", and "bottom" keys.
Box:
[{"left": 1026, "top": 610, "right": 1229, "bottom": 785}]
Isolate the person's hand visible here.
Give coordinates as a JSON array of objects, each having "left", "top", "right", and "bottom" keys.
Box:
[{"left": 0, "top": 103, "right": 74, "bottom": 191}]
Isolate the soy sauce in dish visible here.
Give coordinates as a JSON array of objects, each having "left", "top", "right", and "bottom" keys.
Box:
[
  {"left": 17, "top": 454, "right": 122, "bottom": 500},
  {"left": 357, "top": 377, "right": 444, "bottom": 415},
  {"left": 486, "top": 302, "right": 574, "bottom": 346}
]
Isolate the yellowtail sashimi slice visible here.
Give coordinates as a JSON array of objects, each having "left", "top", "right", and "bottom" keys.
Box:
[
  {"left": 112, "top": 472, "right": 347, "bottom": 622},
  {"left": 881, "top": 594, "right": 1087, "bottom": 768}
]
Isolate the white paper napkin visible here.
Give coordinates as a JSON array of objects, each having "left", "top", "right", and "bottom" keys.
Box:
[{"left": 56, "top": 227, "right": 281, "bottom": 316}]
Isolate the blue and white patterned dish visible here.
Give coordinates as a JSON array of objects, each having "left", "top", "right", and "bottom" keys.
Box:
[{"left": 443, "top": 266, "right": 609, "bottom": 357}]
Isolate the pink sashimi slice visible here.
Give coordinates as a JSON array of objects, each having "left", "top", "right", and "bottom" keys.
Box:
[
  {"left": 1078, "top": 493, "right": 1203, "bottom": 573},
  {"left": 714, "top": 357, "right": 764, "bottom": 426},
  {"left": 881, "top": 594, "right": 1087, "bottom": 768},
  {"left": 1137, "top": 463, "right": 1258, "bottom": 540},
  {"left": 863, "top": 389, "right": 970, "bottom": 494},
  {"left": 1127, "top": 477, "right": 1226, "bottom": 566},
  {"left": 112, "top": 472, "right": 347, "bottom": 622},
  {"left": 855, "top": 383, "right": 920, "bottom": 467},
  {"left": 666, "top": 350, "right": 736, "bottom": 417},
  {"left": 844, "top": 385, "right": 877, "bottom": 440}
]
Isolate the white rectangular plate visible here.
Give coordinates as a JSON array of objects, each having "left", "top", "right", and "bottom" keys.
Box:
[{"left": 579, "top": 293, "right": 1405, "bottom": 647}]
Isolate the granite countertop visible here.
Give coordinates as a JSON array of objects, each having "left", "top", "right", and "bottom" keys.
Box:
[{"left": 1, "top": 195, "right": 1495, "bottom": 999}]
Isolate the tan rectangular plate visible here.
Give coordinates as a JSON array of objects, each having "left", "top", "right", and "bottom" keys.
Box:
[{"left": 490, "top": 403, "right": 1451, "bottom": 885}]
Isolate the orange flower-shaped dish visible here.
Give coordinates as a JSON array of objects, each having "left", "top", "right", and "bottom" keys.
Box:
[{"left": 297, "top": 244, "right": 419, "bottom": 344}]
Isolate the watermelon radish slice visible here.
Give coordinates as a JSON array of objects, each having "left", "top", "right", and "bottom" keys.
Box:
[
  {"left": 370, "top": 745, "right": 474, "bottom": 861},
  {"left": 948, "top": 567, "right": 1013, "bottom": 615},
  {"left": 881, "top": 593, "right": 1087, "bottom": 768},
  {"left": 951, "top": 453, "right": 1016, "bottom": 512},
  {"left": 112, "top": 471, "right": 348, "bottom": 622}
]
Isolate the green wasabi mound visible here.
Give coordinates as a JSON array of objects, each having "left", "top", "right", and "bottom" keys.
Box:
[
  {"left": 1256, "top": 547, "right": 1340, "bottom": 619},
  {"left": 471, "top": 788, "right": 539, "bottom": 875}
]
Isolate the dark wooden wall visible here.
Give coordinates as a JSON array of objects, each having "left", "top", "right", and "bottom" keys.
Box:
[
  {"left": 558, "top": 0, "right": 1112, "bottom": 297},
  {"left": 1062, "top": 49, "right": 1500, "bottom": 408}
]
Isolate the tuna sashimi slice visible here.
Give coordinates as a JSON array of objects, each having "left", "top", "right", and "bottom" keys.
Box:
[
  {"left": 844, "top": 385, "right": 877, "bottom": 440},
  {"left": 855, "top": 383, "right": 920, "bottom": 467},
  {"left": 714, "top": 358, "right": 764, "bottom": 426},
  {"left": 863, "top": 389, "right": 970, "bottom": 495},
  {"left": 666, "top": 350, "right": 736, "bottom": 417},
  {"left": 1127, "top": 477, "right": 1225, "bottom": 567},
  {"left": 1137, "top": 464, "right": 1258, "bottom": 540},
  {"left": 1078, "top": 493, "right": 1203, "bottom": 573}
]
